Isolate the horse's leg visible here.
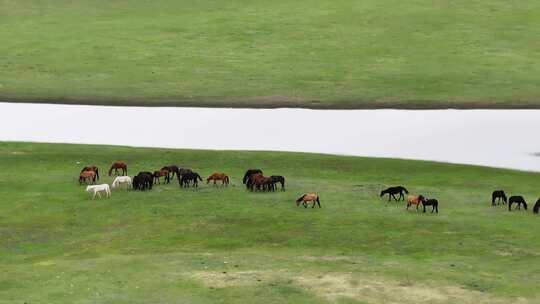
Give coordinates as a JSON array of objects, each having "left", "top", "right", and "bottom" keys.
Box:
[
  {"left": 423, "top": 205, "right": 426, "bottom": 213},
  {"left": 312, "top": 201, "right": 316, "bottom": 208},
  {"left": 416, "top": 203, "right": 419, "bottom": 212}
]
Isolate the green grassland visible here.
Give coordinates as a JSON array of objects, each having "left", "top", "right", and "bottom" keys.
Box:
[
  {"left": 1, "top": 142, "right": 539, "bottom": 303},
  {"left": 1, "top": 1, "right": 540, "bottom": 108}
]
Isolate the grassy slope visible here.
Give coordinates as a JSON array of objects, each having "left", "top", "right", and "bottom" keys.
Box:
[
  {"left": 1, "top": 1, "right": 540, "bottom": 108},
  {"left": 1, "top": 142, "right": 539, "bottom": 303}
]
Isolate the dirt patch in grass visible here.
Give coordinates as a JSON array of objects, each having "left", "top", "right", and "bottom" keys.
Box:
[
  {"left": 190, "top": 270, "right": 282, "bottom": 288},
  {"left": 294, "top": 273, "right": 529, "bottom": 304}
]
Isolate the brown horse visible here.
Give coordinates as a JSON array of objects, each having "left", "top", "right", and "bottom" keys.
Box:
[
  {"left": 248, "top": 173, "right": 273, "bottom": 191},
  {"left": 153, "top": 169, "right": 170, "bottom": 184},
  {"left": 108, "top": 161, "right": 128, "bottom": 176},
  {"left": 79, "top": 170, "right": 96, "bottom": 185},
  {"left": 407, "top": 195, "right": 425, "bottom": 211},
  {"left": 207, "top": 173, "right": 230, "bottom": 186},
  {"left": 80, "top": 165, "right": 99, "bottom": 180},
  {"left": 296, "top": 193, "right": 321, "bottom": 208}
]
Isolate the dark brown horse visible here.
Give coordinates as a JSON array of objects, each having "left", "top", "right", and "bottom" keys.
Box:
[
  {"left": 108, "top": 161, "right": 128, "bottom": 176},
  {"left": 80, "top": 165, "right": 99, "bottom": 180},
  {"left": 162, "top": 165, "right": 179, "bottom": 180}
]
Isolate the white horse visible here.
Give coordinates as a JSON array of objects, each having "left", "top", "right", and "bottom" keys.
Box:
[
  {"left": 112, "top": 176, "right": 132, "bottom": 189},
  {"left": 86, "top": 184, "right": 111, "bottom": 199}
]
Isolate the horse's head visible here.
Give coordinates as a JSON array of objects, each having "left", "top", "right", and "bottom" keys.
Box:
[
  {"left": 85, "top": 186, "right": 92, "bottom": 192},
  {"left": 379, "top": 190, "right": 385, "bottom": 197},
  {"left": 418, "top": 195, "right": 426, "bottom": 202}
]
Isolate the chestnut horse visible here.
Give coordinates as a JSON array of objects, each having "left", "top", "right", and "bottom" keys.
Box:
[
  {"left": 79, "top": 170, "right": 96, "bottom": 185},
  {"left": 407, "top": 195, "right": 425, "bottom": 211},
  {"left": 296, "top": 193, "right": 321, "bottom": 208},
  {"left": 153, "top": 169, "right": 170, "bottom": 184},
  {"left": 80, "top": 165, "right": 99, "bottom": 180},
  {"left": 207, "top": 173, "right": 230, "bottom": 186},
  {"left": 247, "top": 173, "right": 273, "bottom": 191},
  {"left": 108, "top": 161, "right": 128, "bottom": 176}
]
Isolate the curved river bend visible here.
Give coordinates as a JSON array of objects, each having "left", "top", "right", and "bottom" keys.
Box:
[{"left": 0, "top": 102, "right": 539, "bottom": 172}]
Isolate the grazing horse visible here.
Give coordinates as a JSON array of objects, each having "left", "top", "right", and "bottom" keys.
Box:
[
  {"left": 79, "top": 170, "right": 96, "bottom": 185},
  {"left": 380, "top": 186, "right": 409, "bottom": 202},
  {"left": 407, "top": 195, "right": 425, "bottom": 211},
  {"left": 180, "top": 171, "right": 202, "bottom": 188},
  {"left": 162, "top": 165, "right": 179, "bottom": 180},
  {"left": 112, "top": 176, "right": 132, "bottom": 189},
  {"left": 270, "top": 175, "right": 285, "bottom": 191},
  {"left": 207, "top": 173, "right": 230, "bottom": 186},
  {"left": 533, "top": 198, "right": 540, "bottom": 214},
  {"left": 508, "top": 196, "right": 527, "bottom": 211},
  {"left": 243, "top": 169, "right": 263, "bottom": 186},
  {"left": 81, "top": 166, "right": 99, "bottom": 180},
  {"left": 247, "top": 173, "right": 273, "bottom": 191},
  {"left": 153, "top": 169, "right": 170, "bottom": 184},
  {"left": 492, "top": 190, "right": 507, "bottom": 206},
  {"left": 296, "top": 193, "right": 321, "bottom": 208},
  {"left": 133, "top": 172, "right": 153, "bottom": 191},
  {"left": 422, "top": 198, "right": 439, "bottom": 213},
  {"left": 86, "top": 184, "right": 111, "bottom": 199},
  {"left": 108, "top": 161, "right": 128, "bottom": 176}
]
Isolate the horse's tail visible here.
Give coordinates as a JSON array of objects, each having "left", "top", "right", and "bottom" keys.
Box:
[
  {"left": 316, "top": 196, "right": 320, "bottom": 204},
  {"left": 296, "top": 194, "right": 306, "bottom": 203},
  {"left": 95, "top": 168, "right": 100, "bottom": 180}
]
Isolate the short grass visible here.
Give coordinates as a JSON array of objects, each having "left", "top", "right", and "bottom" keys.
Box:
[
  {"left": 1, "top": 1, "right": 540, "bottom": 108},
  {"left": 1, "top": 142, "right": 540, "bottom": 303}
]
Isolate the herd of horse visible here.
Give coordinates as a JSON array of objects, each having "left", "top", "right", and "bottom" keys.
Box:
[
  {"left": 491, "top": 190, "right": 540, "bottom": 214},
  {"left": 379, "top": 186, "right": 540, "bottom": 215},
  {"left": 79, "top": 162, "right": 540, "bottom": 214},
  {"left": 78, "top": 162, "right": 298, "bottom": 200},
  {"left": 379, "top": 186, "right": 439, "bottom": 213}
]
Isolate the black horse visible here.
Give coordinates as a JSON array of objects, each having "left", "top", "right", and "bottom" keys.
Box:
[
  {"left": 133, "top": 172, "right": 153, "bottom": 191},
  {"left": 380, "top": 186, "right": 408, "bottom": 202},
  {"left": 179, "top": 171, "right": 202, "bottom": 188},
  {"left": 533, "top": 198, "right": 540, "bottom": 214},
  {"left": 422, "top": 198, "right": 439, "bottom": 213},
  {"left": 270, "top": 175, "right": 285, "bottom": 191},
  {"left": 508, "top": 196, "right": 527, "bottom": 211},
  {"left": 492, "top": 190, "right": 507, "bottom": 206},
  {"left": 243, "top": 169, "right": 263, "bottom": 185}
]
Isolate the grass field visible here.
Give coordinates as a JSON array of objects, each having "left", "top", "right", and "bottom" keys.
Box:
[
  {"left": 2, "top": 1, "right": 540, "bottom": 108},
  {"left": 1, "top": 142, "right": 539, "bottom": 303}
]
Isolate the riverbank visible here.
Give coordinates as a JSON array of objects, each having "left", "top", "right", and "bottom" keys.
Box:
[{"left": 2, "top": 1, "right": 540, "bottom": 109}]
